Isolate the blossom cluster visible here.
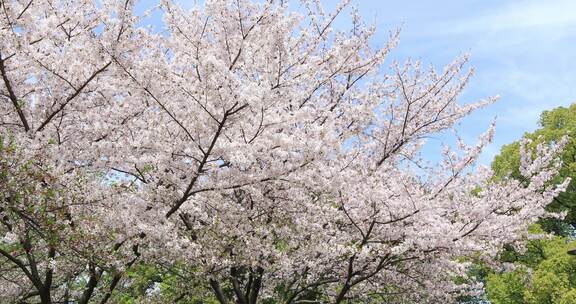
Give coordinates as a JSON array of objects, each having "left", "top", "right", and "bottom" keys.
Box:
[{"left": 0, "top": 0, "right": 568, "bottom": 303}]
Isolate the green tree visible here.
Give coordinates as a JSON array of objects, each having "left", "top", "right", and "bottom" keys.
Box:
[
  {"left": 486, "top": 104, "right": 576, "bottom": 304},
  {"left": 486, "top": 229, "right": 576, "bottom": 304},
  {"left": 492, "top": 104, "right": 576, "bottom": 235}
]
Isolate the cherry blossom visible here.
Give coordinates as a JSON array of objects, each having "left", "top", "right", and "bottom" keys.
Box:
[{"left": 0, "top": 0, "right": 569, "bottom": 303}]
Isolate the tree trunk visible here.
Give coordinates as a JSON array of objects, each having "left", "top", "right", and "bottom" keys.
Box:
[
  {"left": 210, "top": 279, "right": 228, "bottom": 304},
  {"left": 38, "top": 287, "right": 52, "bottom": 304}
]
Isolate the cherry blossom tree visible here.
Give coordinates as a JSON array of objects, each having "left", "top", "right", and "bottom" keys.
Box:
[
  {"left": 0, "top": 0, "right": 570, "bottom": 303},
  {"left": 1, "top": 0, "right": 146, "bottom": 302}
]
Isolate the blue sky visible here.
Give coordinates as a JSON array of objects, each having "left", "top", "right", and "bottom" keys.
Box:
[
  {"left": 343, "top": 0, "right": 576, "bottom": 164},
  {"left": 136, "top": 0, "right": 576, "bottom": 165}
]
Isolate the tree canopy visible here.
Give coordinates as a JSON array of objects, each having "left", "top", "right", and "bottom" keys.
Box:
[
  {"left": 486, "top": 225, "right": 576, "bottom": 304},
  {"left": 486, "top": 104, "right": 576, "bottom": 304},
  {"left": 492, "top": 104, "right": 576, "bottom": 235},
  {"left": 0, "top": 0, "right": 569, "bottom": 303}
]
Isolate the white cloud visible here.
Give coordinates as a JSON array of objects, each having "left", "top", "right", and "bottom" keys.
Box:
[{"left": 445, "top": 0, "right": 576, "bottom": 34}]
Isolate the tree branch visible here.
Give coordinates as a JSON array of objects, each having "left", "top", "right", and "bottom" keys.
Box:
[{"left": 0, "top": 52, "right": 30, "bottom": 131}]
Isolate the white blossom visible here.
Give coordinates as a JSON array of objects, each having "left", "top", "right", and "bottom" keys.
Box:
[{"left": 0, "top": 0, "right": 568, "bottom": 303}]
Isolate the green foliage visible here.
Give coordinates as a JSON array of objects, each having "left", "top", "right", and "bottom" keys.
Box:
[
  {"left": 560, "top": 289, "right": 576, "bottom": 304},
  {"left": 485, "top": 104, "right": 576, "bottom": 304},
  {"left": 107, "top": 263, "right": 222, "bottom": 304},
  {"left": 486, "top": 230, "right": 576, "bottom": 304},
  {"left": 486, "top": 266, "right": 530, "bottom": 304},
  {"left": 492, "top": 104, "right": 576, "bottom": 235}
]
